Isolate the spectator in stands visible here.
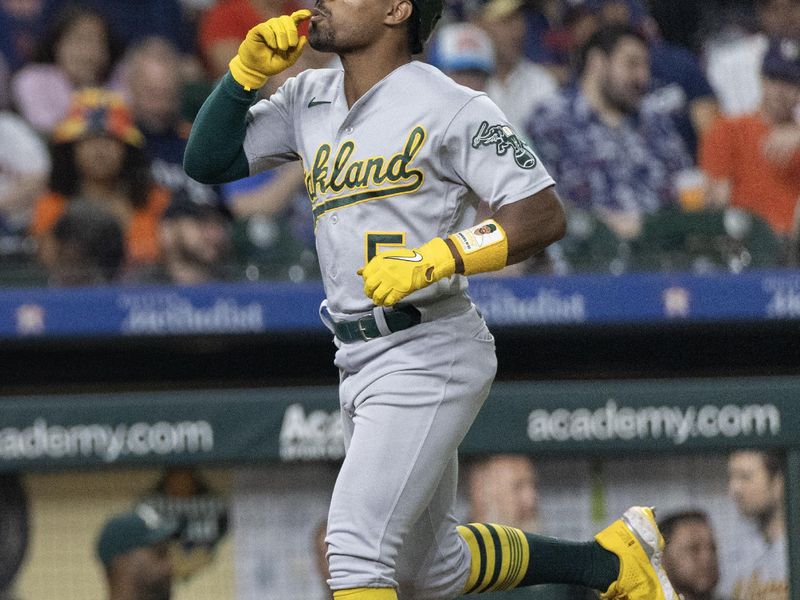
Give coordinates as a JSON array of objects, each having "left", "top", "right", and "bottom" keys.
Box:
[
  {"left": 40, "top": 200, "right": 125, "bottom": 286},
  {"left": 0, "top": 0, "right": 61, "bottom": 71},
  {"left": 700, "top": 37, "right": 800, "bottom": 240},
  {"left": 472, "top": 0, "right": 559, "bottom": 134},
  {"left": 726, "top": 449, "right": 787, "bottom": 600},
  {"left": 96, "top": 508, "right": 176, "bottom": 600},
  {"left": 659, "top": 510, "right": 722, "bottom": 600},
  {"left": 705, "top": 0, "right": 800, "bottom": 117},
  {"left": 0, "top": 110, "right": 50, "bottom": 246},
  {"left": 128, "top": 190, "right": 232, "bottom": 285},
  {"left": 198, "top": 0, "right": 301, "bottom": 79},
  {"left": 462, "top": 454, "right": 592, "bottom": 599},
  {"left": 79, "top": 0, "right": 194, "bottom": 55},
  {"left": 577, "top": 0, "right": 719, "bottom": 159},
  {"left": 11, "top": 5, "right": 119, "bottom": 133},
  {"left": 528, "top": 24, "right": 692, "bottom": 240},
  {"left": 122, "top": 36, "right": 219, "bottom": 208},
  {"left": 31, "top": 89, "right": 170, "bottom": 267},
  {"left": 427, "top": 22, "right": 495, "bottom": 91}
]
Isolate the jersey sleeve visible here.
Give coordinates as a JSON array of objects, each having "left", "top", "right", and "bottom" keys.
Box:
[
  {"left": 243, "top": 77, "right": 301, "bottom": 174},
  {"left": 442, "top": 94, "right": 555, "bottom": 212}
]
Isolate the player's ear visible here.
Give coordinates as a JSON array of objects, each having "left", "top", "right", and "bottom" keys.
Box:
[{"left": 385, "top": 0, "right": 413, "bottom": 27}]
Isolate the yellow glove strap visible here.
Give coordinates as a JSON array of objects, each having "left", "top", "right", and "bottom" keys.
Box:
[
  {"left": 229, "top": 55, "right": 268, "bottom": 91},
  {"left": 418, "top": 236, "right": 456, "bottom": 282},
  {"left": 447, "top": 219, "right": 508, "bottom": 275}
]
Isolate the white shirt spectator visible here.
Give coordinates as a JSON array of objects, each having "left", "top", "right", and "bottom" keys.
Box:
[
  {"left": 705, "top": 32, "right": 769, "bottom": 116},
  {"left": 486, "top": 59, "right": 558, "bottom": 135}
]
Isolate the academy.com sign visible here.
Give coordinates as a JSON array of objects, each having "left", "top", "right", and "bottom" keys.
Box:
[
  {"left": 527, "top": 400, "right": 781, "bottom": 445},
  {"left": 0, "top": 419, "right": 214, "bottom": 463}
]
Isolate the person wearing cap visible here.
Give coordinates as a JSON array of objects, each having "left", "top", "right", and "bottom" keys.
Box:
[
  {"left": 700, "top": 37, "right": 800, "bottom": 241},
  {"left": 427, "top": 22, "right": 495, "bottom": 91},
  {"left": 127, "top": 190, "right": 234, "bottom": 285},
  {"left": 472, "top": 0, "right": 558, "bottom": 134},
  {"left": 30, "top": 88, "right": 170, "bottom": 268},
  {"left": 96, "top": 509, "right": 175, "bottom": 600}
]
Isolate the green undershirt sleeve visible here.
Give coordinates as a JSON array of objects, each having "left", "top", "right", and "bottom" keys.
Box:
[{"left": 183, "top": 72, "right": 256, "bottom": 184}]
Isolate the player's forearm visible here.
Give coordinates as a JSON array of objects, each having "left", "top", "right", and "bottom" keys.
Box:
[
  {"left": 492, "top": 186, "right": 566, "bottom": 267},
  {"left": 184, "top": 73, "right": 254, "bottom": 184}
]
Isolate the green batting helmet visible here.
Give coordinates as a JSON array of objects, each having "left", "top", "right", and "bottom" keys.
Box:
[{"left": 410, "top": 0, "right": 443, "bottom": 54}]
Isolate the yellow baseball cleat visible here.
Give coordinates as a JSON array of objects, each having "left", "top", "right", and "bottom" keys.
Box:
[{"left": 594, "top": 506, "right": 679, "bottom": 600}]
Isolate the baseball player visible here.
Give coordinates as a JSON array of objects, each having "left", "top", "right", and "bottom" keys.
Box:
[{"left": 184, "top": 3, "right": 678, "bottom": 600}]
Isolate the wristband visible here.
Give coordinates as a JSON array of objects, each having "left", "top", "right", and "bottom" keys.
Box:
[{"left": 447, "top": 219, "right": 508, "bottom": 275}]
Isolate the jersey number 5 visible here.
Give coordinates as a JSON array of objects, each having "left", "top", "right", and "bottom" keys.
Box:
[{"left": 365, "top": 232, "right": 406, "bottom": 264}]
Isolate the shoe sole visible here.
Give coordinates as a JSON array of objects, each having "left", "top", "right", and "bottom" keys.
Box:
[{"left": 622, "top": 507, "right": 679, "bottom": 600}]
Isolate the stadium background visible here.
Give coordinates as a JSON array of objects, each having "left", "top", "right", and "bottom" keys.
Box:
[{"left": 2, "top": 0, "right": 800, "bottom": 599}]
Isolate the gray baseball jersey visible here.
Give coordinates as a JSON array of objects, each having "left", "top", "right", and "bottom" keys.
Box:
[
  {"left": 244, "top": 61, "right": 554, "bottom": 314},
  {"left": 243, "top": 60, "right": 554, "bottom": 598}
]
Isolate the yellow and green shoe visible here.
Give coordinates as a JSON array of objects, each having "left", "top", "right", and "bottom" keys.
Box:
[{"left": 595, "top": 506, "right": 679, "bottom": 600}]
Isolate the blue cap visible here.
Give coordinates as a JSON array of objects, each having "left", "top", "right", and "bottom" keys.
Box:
[
  {"left": 96, "top": 508, "right": 177, "bottom": 567},
  {"left": 762, "top": 38, "right": 800, "bottom": 85},
  {"left": 428, "top": 23, "right": 495, "bottom": 75}
]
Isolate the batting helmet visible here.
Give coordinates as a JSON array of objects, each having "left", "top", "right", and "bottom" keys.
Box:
[{"left": 410, "top": 0, "right": 443, "bottom": 54}]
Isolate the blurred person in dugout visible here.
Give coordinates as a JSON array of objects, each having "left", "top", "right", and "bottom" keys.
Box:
[
  {"left": 658, "top": 510, "right": 724, "bottom": 600},
  {"left": 458, "top": 454, "right": 593, "bottom": 600},
  {"left": 39, "top": 200, "right": 126, "bottom": 286},
  {"left": 96, "top": 507, "right": 176, "bottom": 600},
  {"left": 700, "top": 37, "right": 800, "bottom": 253},
  {"left": 11, "top": 4, "right": 120, "bottom": 133},
  {"left": 30, "top": 88, "right": 170, "bottom": 270},
  {"left": 127, "top": 190, "right": 234, "bottom": 285},
  {"left": 527, "top": 23, "right": 693, "bottom": 240},
  {"left": 725, "top": 449, "right": 787, "bottom": 600}
]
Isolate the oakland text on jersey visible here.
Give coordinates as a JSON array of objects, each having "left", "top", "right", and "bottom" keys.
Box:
[{"left": 305, "top": 126, "right": 427, "bottom": 221}]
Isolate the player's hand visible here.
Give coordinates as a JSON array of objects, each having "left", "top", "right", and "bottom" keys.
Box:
[
  {"left": 358, "top": 238, "right": 456, "bottom": 306},
  {"left": 229, "top": 10, "right": 311, "bottom": 90}
]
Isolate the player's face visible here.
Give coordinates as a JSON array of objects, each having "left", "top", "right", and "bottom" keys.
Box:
[
  {"left": 123, "top": 542, "right": 173, "bottom": 600},
  {"left": 308, "top": 0, "right": 392, "bottom": 53},
  {"left": 728, "top": 451, "right": 783, "bottom": 518},
  {"left": 662, "top": 520, "right": 719, "bottom": 598},
  {"left": 480, "top": 455, "right": 539, "bottom": 530},
  {"left": 600, "top": 37, "right": 650, "bottom": 115}
]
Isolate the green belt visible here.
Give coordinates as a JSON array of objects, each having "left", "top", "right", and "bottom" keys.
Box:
[{"left": 333, "top": 305, "right": 422, "bottom": 343}]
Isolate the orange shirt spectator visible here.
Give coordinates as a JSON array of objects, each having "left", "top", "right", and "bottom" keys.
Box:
[
  {"left": 700, "top": 38, "right": 800, "bottom": 237},
  {"left": 198, "top": 0, "right": 302, "bottom": 78},
  {"left": 31, "top": 187, "right": 169, "bottom": 264},
  {"left": 32, "top": 88, "right": 170, "bottom": 266},
  {"left": 700, "top": 114, "right": 800, "bottom": 235}
]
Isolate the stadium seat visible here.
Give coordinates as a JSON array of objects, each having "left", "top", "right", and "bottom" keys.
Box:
[
  {"left": 549, "top": 208, "right": 628, "bottom": 274},
  {"left": 231, "top": 215, "right": 320, "bottom": 282},
  {"left": 629, "top": 208, "right": 784, "bottom": 273}
]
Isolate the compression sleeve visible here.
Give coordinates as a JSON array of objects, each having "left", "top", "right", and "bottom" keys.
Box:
[{"left": 183, "top": 72, "right": 255, "bottom": 184}]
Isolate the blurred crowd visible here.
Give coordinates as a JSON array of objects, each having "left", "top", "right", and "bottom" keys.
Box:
[{"left": 2, "top": 0, "right": 800, "bottom": 287}]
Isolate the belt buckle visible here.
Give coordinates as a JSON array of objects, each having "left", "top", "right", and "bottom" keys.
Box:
[{"left": 357, "top": 316, "right": 378, "bottom": 341}]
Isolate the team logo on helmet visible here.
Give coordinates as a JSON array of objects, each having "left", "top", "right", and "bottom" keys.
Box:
[{"left": 471, "top": 121, "right": 537, "bottom": 169}]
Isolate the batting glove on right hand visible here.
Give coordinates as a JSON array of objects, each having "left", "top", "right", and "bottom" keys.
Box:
[{"left": 229, "top": 10, "right": 311, "bottom": 91}]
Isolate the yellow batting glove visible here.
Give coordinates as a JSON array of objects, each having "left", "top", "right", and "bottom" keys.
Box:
[
  {"left": 358, "top": 238, "right": 456, "bottom": 306},
  {"left": 229, "top": 10, "right": 311, "bottom": 91}
]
